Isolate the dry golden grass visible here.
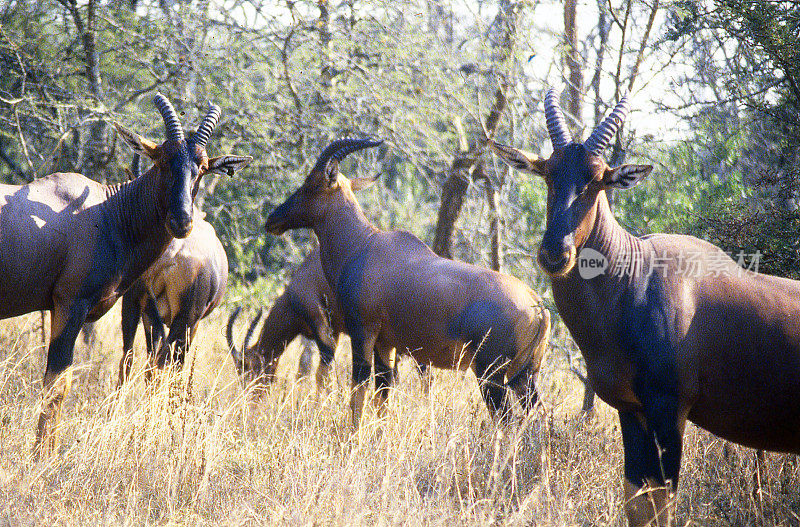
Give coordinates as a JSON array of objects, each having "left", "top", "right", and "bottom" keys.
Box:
[{"left": 0, "top": 307, "right": 797, "bottom": 526}]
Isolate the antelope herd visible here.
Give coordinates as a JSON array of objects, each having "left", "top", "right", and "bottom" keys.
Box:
[{"left": 0, "top": 90, "right": 797, "bottom": 526}]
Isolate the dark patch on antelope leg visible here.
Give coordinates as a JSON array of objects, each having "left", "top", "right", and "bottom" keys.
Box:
[
  {"left": 623, "top": 275, "right": 682, "bottom": 488},
  {"left": 119, "top": 285, "right": 144, "bottom": 385},
  {"left": 474, "top": 362, "right": 507, "bottom": 419},
  {"left": 317, "top": 339, "right": 336, "bottom": 367},
  {"left": 374, "top": 347, "right": 392, "bottom": 410},
  {"left": 620, "top": 409, "right": 675, "bottom": 526},
  {"left": 620, "top": 411, "right": 660, "bottom": 488},
  {"left": 644, "top": 394, "right": 682, "bottom": 487},
  {"left": 35, "top": 297, "right": 92, "bottom": 455},
  {"left": 337, "top": 248, "right": 370, "bottom": 386},
  {"left": 143, "top": 296, "right": 167, "bottom": 368},
  {"left": 45, "top": 299, "right": 91, "bottom": 374},
  {"left": 163, "top": 282, "right": 200, "bottom": 368}
]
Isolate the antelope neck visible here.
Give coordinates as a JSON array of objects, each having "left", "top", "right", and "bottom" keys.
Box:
[
  {"left": 103, "top": 166, "right": 173, "bottom": 287},
  {"left": 583, "top": 192, "right": 648, "bottom": 282},
  {"left": 553, "top": 191, "right": 649, "bottom": 306},
  {"left": 314, "top": 197, "right": 378, "bottom": 291}
]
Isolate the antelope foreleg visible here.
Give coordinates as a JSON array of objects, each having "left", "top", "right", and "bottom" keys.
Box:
[
  {"left": 118, "top": 290, "right": 142, "bottom": 386},
  {"left": 350, "top": 330, "right": 377, "bottom": 428},
  {"left": 34, "top": 299, "right": 89, "bottom": 458},
  {"left": 620, "top": 409, "right": 680, "bottom": 527},
  {"left": 142, "top": 296, "right": 168, "bottom": 376},
  {"left": 623, "top": 478, "right": 672, "bottom": 527}
]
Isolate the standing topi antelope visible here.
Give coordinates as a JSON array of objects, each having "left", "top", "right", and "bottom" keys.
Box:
[
  {"left": 264, "top": 138, "right": 551, "bottom": 426},
  {"left": 118, "top": 156, "right": 229, "bottom": 384},
  {"left": 227, "top": 247, "right": 344, "bottom": 392},
  {"left": 491, "top": 89, "right": 800, "bottom": 526},
  {"left": 0, "top": 94, "right": 251, "bottom": 456}
]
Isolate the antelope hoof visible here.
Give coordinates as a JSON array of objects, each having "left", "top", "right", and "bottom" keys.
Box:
[{"left": 623, "top": 479, "right": 673, "bottom": 527}]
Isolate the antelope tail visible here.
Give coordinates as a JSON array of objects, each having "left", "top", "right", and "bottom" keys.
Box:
[{"left": 505, "top": 304, "right": 551, "bottom": 385}]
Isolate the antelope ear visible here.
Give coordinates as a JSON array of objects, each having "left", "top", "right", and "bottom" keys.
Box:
[
  {"left": 324, "top": 159, "right": 340, "bottom": 187},
  {"left": 114, "top": 122, "right": 160, "bottom": 160},
  {"left": 351, "top": 174, "right": 379, "bottom": 191},
  {"left": 489, "top": 141, "right": 546, "bottom": 177},
  {"left": 603, "top": 164, "right": 653, "bottom": 189},
  {"left": 207, "top": 155, "right": 253, "bottom": 176}
]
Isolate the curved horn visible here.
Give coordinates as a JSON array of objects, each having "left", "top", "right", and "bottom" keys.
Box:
[
  {"left": 192, "top": 102, "right": 221, "bottom": 149},
  {"left": 244, "top": 308, "right": 264, "bottom": 351},
  {"left": 227, "top": 306, "right": 243, "bottom": 362},
  {"left": 584, "top": 94, "right": 629, "bottom": 156},
  {"left": 311, "top": 137, "right": 384, "bottom": 175},
  {"left": 153, "top": 93, "right": 184, "bottom": 143},
  {"left": 544, "top": 89, "right": 571, "bottom": 150}
]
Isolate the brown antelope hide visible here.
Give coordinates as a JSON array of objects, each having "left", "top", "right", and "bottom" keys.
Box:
[
  {"left": 264, "top": 138, "right": 551, "bottom": 427},
  {"left": 227, "top": 247, "right": 345, "bottom": 392},
  {"left": 491, "top": 89, "right": 800, "bottom": 526},
  {"left": 118, "top": 156, "right": 228, "bottom": 384},
  {"left": 0, "top": 94, "right": 251, "bottom": 457}
]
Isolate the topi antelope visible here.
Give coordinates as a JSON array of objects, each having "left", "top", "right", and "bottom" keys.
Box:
[
  {"left": 264, "top": 138, "right": 551, "bottom": 426},
  {"left": 118, "top": 155, "right": 228, "bottom": 384},
  {"left": 0, "top": 94, "right": 251, "bottom": 456},
  {"left": 227, "top": 247, "right": 344, "bottom": 392},
  {"left": 491, "top": 89, "right": 800, "bottom": 526}
]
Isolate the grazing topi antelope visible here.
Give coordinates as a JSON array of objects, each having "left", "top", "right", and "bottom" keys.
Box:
[
  {"left": 491, "top": 89, "right": 800, "bottom": 526},
  {"left": 227, "top": 247, "right": 344, "bottom": 391},
  {"left": 264, "top": 138, "right": 551, "bottom": 426}
]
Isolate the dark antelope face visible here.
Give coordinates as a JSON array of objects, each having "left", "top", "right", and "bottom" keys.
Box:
[
  {"left": 491, "top": 89, "right": 653, "bottom": 278},
  {"left": 265, "top": 137, "right": 383, "bottom": 235},
  {"left": 115, "top": 94, "right": 252, "bottom": 238}
]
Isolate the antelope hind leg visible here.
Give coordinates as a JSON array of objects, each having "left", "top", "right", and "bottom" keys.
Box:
[{"left": 372, "top": 346, "right": 395, "bottom": 419}]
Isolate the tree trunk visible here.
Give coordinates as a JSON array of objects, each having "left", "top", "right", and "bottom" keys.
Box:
[
  {"left": 432, "top": 165, "right": 470, "bottom": 258},
  {"left": 432, "top": 1, "right": 519, "bottom": 260},
  {"left": 85, "top": 0, "right": 107, "bottom": 181},
  {"left": 316, "top": 0, "right": 333, "bottom": 107},
  {"left": 563, "top": 0, "right": 584, "bottom": 138},
  {"left": 581, "top": 379, "right": 596, "bottom": 414},
  {"left": 432, "top": 86, "right": 508, "bottom": 259},
  {"left": 590, "top": 0, "right": 611, "bottom": 127},
  {"left": 472, "top": 162, "right": 503, "bottom": 272},
  {"left": 62, "top": 0, "right": 106, "bottom": 181}
]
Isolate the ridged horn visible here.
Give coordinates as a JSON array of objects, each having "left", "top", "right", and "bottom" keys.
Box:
[
  {"left": 544, "top": 89, "right": 571, "bottom": 150},
  {"left": 584, "top": 94, "right": 630, "bottom": 156},
  {"left": 311, "top": 137, "right": 384, "bottom": 176},
  {"left": 192, "top": 102, "right": 221, "bottom": 149},
  {"left": 153, "top": 93, "right": 184, "bottom": 143}
]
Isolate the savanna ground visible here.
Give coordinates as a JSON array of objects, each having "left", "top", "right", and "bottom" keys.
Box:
[{"left": 0, "top": 303, "right": 798, "bottom": 526}]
